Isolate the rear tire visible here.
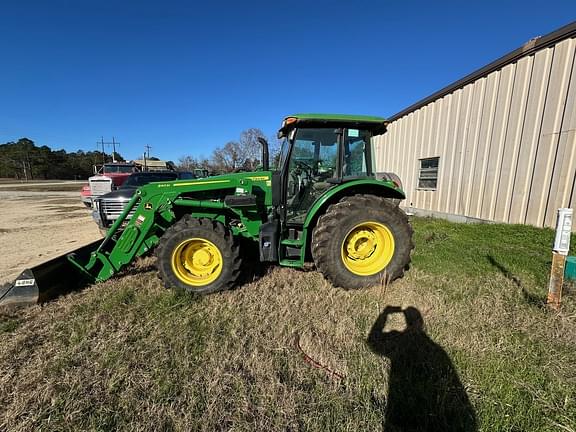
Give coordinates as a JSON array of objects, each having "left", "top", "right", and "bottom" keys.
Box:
[
  {"left": 156, "top": 216, "right": 241, "bottom": 295},
  {"left": 311, "top": 194, "right": 413, "bottom": 289}
]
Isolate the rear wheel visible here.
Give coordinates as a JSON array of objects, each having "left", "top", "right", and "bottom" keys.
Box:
[
  {"left": 311, "top": 194, "right": 413, "bottom": 289},
  {"left": 156, "top": 216, "right": 241, "bottom": 294}
]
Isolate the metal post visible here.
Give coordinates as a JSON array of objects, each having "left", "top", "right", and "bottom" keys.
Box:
[
  {"left": 100, "top": 137, "right": 106, "bottom": 164},
  {"left": 547, "top": 208, "right": 573, "bottom": 309},
  {"left": 112, "top": 137, "right": 117, "bottom": 163}
]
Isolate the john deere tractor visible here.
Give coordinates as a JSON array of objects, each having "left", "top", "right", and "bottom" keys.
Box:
[{"left": 0, "top": 114, "right": 413, "bottom": 306}]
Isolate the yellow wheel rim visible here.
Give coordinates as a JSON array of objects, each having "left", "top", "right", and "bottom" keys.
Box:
[
  {"left": 171, "top": 238, "right": 223, "bottom": 286},
  {"left": 341, "top": 221, "right": 395, "bottom": 276}
]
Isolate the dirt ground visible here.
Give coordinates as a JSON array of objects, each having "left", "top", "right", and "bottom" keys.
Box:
[{"left": 0, "top": 181, "right": 102, "bottom": 284}]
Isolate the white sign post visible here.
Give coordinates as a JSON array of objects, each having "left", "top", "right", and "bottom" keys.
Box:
[{"left": 547, "top": 208, "right": 573, "bottom": 309}]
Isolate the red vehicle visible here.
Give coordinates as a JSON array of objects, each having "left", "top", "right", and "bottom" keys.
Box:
[
  {"left": 80, "top": 184, "right": 93, "bottom": 207},
  {"left": 80, "top": 162, "right": 139, "bottom": 207}
]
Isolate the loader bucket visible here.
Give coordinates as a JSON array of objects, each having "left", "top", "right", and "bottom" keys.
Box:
[{"left": 0, "top": 240, "right": 102, "bottom": 308}]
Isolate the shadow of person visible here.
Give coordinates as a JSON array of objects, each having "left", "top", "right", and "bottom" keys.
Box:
[{"left": 367, "top": 306, "right": 477, "bottom": 431}]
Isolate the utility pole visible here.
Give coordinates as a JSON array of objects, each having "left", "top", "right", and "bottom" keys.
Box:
[
  {"left": 98, "top": 137, "right": 106, "bottom": 165},
  {"left": 143, "top": 145, "right": 152, "bottom": 172}
]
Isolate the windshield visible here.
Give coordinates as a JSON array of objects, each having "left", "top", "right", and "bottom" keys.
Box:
[
  {"left": 122, "top": 173, "right": 178, "bottom": 188},
  {"left": 104, "top": 164, "right": 135, "bottom": 174}
]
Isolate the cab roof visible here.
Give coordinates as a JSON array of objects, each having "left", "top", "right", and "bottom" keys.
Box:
[
  {"left": 288, "top": 113, "right": 387, "bottom": 122},
  {"left": 279, "top": 113, "right": 388, "bottom": 137}
]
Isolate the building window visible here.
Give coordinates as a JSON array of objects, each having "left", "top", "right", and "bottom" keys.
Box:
[{"left": 418, "top": 157, "right": 439, "bottom": 189}]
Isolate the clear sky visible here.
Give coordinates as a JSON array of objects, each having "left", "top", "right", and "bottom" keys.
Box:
[{"left": 1, "top": 0, "right": 574, "bottom": 162}]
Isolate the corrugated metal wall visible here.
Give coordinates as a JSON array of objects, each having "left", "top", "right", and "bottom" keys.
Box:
[{"left": 375, "top": 32, "right": 576, "bottom": 229}]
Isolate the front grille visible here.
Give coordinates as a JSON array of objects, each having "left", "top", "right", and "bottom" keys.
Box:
[
  {"left": 99, "top": 198, "right": 136, "bottom": 221},
  {"left": 90, "top": 178, "right": 112, "bottom": 196}
]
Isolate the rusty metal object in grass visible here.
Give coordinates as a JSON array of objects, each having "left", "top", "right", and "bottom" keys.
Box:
[
  {"left": 547, "top": 252, "right": 566, "bottom": 310},
  {"left": 293, "top": 333, "right": 345, "bottom": 381}
]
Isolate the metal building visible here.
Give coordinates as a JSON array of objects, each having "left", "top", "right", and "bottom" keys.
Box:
[{"left": 375, "top": 21, "right": 576, "bottom": 230}]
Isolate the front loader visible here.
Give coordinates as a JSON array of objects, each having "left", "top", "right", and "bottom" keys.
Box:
[{"left": 0, "top": 114, "right": 414, "bottom": 307}]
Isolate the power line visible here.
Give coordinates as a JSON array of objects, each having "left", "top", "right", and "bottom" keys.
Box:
[{"left": 97, "top": 137, "right": 121, "bottom": 163}]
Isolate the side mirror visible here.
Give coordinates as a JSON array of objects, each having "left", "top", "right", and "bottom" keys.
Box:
[{"left": 257, "top": 137, "right": 269, "bottom": 171}]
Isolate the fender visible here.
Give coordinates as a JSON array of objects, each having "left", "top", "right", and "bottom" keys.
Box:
[{"left": 303, "top": 179, "right": 406, "bottom": 231}]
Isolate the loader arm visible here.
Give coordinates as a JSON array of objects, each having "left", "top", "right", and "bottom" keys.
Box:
[
  {"left": 70, "top": 173, "right": 272, "bottom": 283},
  {"left": 69, "top": 189, "right": 177, "bottom": 282}
]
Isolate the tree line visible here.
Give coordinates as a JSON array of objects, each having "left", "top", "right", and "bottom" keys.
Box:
[
  {"left": 1, "top": 128, "right": 280, "bottom": 180},
  {"left": 177, "top": 128, "right": 281, "bottom": 174},
  {"left": 0, "top": 138, "right": 124, "bottom": 180}
]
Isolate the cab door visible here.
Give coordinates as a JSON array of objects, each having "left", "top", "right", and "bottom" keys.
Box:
[{"left": 284, "top": 128, "right": 340, "bottom": 224}]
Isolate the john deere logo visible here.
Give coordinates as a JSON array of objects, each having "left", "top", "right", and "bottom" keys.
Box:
[{"left": 144, "top": 202, "right": 153, "bottom": 210}]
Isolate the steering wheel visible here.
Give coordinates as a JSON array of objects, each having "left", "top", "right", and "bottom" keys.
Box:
[
  {"left": 286, "top": 160, "right": 312, "bottom": 202},
  {"left": 295, "top": 160, "right": 314, "bottom": 174}
]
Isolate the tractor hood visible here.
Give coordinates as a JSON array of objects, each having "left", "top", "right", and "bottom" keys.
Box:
[
  {"left": 172, "top": 171, "right": 272, "bottom": 186},
  {"left": 138, "top": 171, "right": 274, "bottom": 196}
]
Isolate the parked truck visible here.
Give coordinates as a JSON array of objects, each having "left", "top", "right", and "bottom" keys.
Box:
[
  {"left": 93, "top": 171, "right": 196, "bottom": 232},
  {"left": 80, "top": 162, "right": 140, "bottom": 207}
]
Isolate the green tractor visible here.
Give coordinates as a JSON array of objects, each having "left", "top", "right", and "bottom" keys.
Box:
[{"left": 0, "top": 114, "right": 413, "bottom": 306}]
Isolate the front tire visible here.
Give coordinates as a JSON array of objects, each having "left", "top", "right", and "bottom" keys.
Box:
[
  {"left": 311, "top": 194, "right": 413, "bottom": 289},
  {"left": 156, "top": 216, "right": 241, "bottom": 294}
]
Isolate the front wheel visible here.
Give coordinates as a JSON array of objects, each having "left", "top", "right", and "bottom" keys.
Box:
[
  {"left": 311, "top": 194, "right": 413, "bottom": 289},
  {"left": 156, "top": 216, "right": 241, "bottom": 295}
]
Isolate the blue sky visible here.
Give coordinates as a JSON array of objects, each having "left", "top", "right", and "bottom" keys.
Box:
[{"left": 1, "top": 1, "right": 574, "bottom": 162}]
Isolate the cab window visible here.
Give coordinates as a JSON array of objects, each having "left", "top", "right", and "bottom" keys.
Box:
[{"left": 343, "top": 129, "right": 371, "bottom": 177}]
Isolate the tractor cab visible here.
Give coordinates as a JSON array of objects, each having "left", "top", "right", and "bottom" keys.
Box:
[{"left": 275, "top": 114, "right": 388, "bottom": 224}]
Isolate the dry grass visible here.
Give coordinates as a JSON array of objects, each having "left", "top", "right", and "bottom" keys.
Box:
[{"left": 1, "top": 219, "right": 575, "bottom": 431}]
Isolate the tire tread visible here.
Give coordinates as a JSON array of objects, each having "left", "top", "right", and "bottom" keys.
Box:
[
  {"left": 311, "top": 194, "right": 413, "bottom": 289},
  {"left": 156, "top": 215, "right": 242, "bottom": 294}
]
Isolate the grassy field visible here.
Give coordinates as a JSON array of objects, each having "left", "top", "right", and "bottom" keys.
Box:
[{"left": 1, "top": 217, "right": 575, "bottom": 431}]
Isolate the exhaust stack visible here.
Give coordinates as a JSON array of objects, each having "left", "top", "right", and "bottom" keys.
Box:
[{"left": 257, "top": 137, "right": 269, "bottom": 171}]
